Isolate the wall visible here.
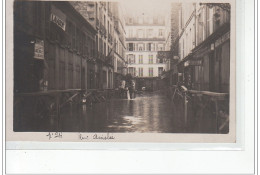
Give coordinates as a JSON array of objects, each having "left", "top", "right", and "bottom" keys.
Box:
[{"left": 14, "top": 1, "right": 97, "bottom": 92}]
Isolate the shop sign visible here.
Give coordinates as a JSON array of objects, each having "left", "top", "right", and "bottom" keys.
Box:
[
  {"left": 215, "top": 31, "right": 230, "bottom": 48},
  {"left": 189, "top": 60, "right": 202, "bottom": 66},
  {"left": 184, "top": 60, "right": 202, "bottom": 67},
  {"left": 34, "top": 39, "right": 44, "bottom": 60},
  {"left": 50, "top": 13, "right": 66, "bottom": 31},
  {"left": 157, "top": 51, "right": 172, "bottom": 59}
]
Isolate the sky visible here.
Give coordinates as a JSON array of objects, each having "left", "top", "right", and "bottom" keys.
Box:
[{"left": 120, "top": 0, "right": 171, "bottom": 16}]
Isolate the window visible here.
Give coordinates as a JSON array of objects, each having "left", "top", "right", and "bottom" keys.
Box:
[
  {"left": 148, "top": 29, "right": 153, "bottom": 38},
  {"left": 137, "top": 29, "right": 144, "bottom": 38},
  {"left": 128, "top": 67, "right": 135, "bottom": 76},
  {"left": 107, "top": 45, "right": 109, "bottom": 57},
  {"left": 128, "top": 43, "right": 134, "bottom": 51},
  {"left": 108, "top": 21, "right": 110, "bottom": 33},
  {"left": 138, "top": 55, "right": 143, "bottom": 64},
  {"left": 82, "top": 33, "right": 86, "bottom": 56},
  {"left": 158, "top": 43, "right": 164, "bottom": 51},
  {"left": 138, "top": 43, "right": 144, "bottom": 51},
  {"left": 76, "top": 65, "right": 80, "bottom": 88},
  {"left": 104, "top": 43, "right": 106, "bottom": 56},
  {"left": 128, "top": 54, "right": 135, "bottom": 64},
  {"left": 158, "top": 16, "right": 164, "bottom": 24},
  {"left": 138, "top": 67, "right": 143, "bottom": 77},
  {"left": 59, "top": 61, "right": 65, "bottom": 89},
  {"left": 158, "top": 58, "right": 164, "bottom": 63},
  {"left": 99, "top": 38, "right": 103, "bottom": 54},
  {"left": 128, "top": 18, "right": 133, "bottom": 24},
  {"left": 129, "top": 29, "right": 133, "bottom": 38},
  {"left": 159, "top": 29, "right": 164, "bottom": 37},
  {"left": 149, "top": 68, "right": 153, "bottom": 77},
  {"left": 138, "top": 17, "right": 143, "bottom": 24},
  {"left": 147, "top": 43, "right": 152, "bottom": 51},
  {"left": 68, "top": 64, "right": 73, "bottom": 89},
  {"left": 75, "top": 28, "right": 81, "bottom": 51},
  {"left": 78, "top": 31, "right": 83, "bottom": 54},
  {"left": 149, "top": 55, "right": 153, "bottom": 64},
  {"left": 149, "top": 17, "right": 153, "bottom": 24},
  {"left": 154, "top": 17, "right": 158, "bottom": 24},
  {"left": 72, "top": 24, "right": 76, "bottom": 49},
  {"left": 158, "top": 67, "right": 163, "bottom": 76},
  {"left": 103, "top": 70, "right": 107, "bottom": 88}
]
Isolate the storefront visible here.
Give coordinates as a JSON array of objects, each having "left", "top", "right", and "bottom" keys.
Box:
[{"left": 180, "top": 30, "right": 230, "bottom": 93}]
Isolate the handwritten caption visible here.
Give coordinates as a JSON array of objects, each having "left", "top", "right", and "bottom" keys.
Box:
[
  {"left": 46, "top": 132, "right": 115, "bottom": 141},
  {"left": 79, "top": 133, "right": 115, "bottom": 141},
  {"left": 46, "top": 132, "right": 63, "bottom": 140}
]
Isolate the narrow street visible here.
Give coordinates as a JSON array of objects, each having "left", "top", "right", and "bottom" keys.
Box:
[
  {"left": 13, "top": 2, "right": 230, "bottom": 134},
  {"left": 60, "top": 92, "right": 185, "bottom": 133},
  {"left": 15, "top": 90, "right": 224, "bottom": 133}
]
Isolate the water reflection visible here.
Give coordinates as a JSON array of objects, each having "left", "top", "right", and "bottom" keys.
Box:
[{"left": 57, "top": 92, "right": 182, "bottom": 133}]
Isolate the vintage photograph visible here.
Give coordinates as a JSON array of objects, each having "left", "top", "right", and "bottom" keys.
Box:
[{"left": 12, "top": 0, "right": 232, "bottom": 135}]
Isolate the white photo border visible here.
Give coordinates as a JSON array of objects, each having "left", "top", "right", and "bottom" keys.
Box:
[{"left": 3, "top": 0, "right": 257, "bottom": 174}]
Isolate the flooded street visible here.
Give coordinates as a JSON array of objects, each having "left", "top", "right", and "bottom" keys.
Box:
[
  {"left": 15, "top": 91, "right": 223, "bottom": 133},
  {"left": 14, "top": 89, "right": 225, "bottom": 133},
  {"left": 60, "top": 92, "right": 186, "bottom": 133}
]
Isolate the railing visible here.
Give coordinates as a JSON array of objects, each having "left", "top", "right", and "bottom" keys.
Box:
[
  {"left": 166, "top": 85, "right": 229, "bottom": 133},
  {"left": 14, "top": 88, "right": 116, "bottom": 131},
  {"left": 14, "top": 89, "right": 85, "bottom": 131}
]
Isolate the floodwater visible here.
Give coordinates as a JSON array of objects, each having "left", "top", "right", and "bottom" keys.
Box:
[
  {"left": 60, "top": 92, "right": 186, "bottom": 133},
  {"left": 15, "top": 91, "right": 220, "bottom": 133}
]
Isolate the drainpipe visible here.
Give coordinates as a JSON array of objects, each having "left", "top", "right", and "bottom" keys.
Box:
[{"left": 194, "top": 3, "right": 197, "bottom": 48}]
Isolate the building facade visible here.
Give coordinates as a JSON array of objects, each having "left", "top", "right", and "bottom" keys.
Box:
[
  {"left": 173, "top": 3, "right": 230, "bottom": 93},
  {"left": 71, "top": 1, "right": 116, "bottom": 90},
  {"left": 71, "top": 1, "right": 127, "bottom": 90},
  {"left": 14, "top": 1, "right": 96, "bottom": 93},
  {"left": 112, "top": 2, "right": 127, "bottom": 88},
  {"left": 125, "top": 13, "right": 170, "bottom": 91}
]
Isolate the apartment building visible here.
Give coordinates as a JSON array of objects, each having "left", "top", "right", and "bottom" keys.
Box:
[
  {"left": 112, "top": 2, "right": 127, "bottom": 88},
  {"left": 125, "top": 13, "right": 170, "bottom": 91},
  {"left": 14, "top": 1, "right": 96, "bottom": 92},
  {"left": 71, "top": 1, "right": 115, "bottom": 89},
  {"left": 177, "top": 3, "right": 230, "bottom": 92}
]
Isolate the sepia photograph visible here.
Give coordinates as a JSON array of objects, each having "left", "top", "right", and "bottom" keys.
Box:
[
  {"left": 8, "top": 0, "right": 235, "bottom": 142},
  {"left": 6, "top": 0, "right": 258, "bottom": 174}
]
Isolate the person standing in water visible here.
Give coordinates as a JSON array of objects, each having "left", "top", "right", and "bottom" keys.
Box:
[{"left": 129, "top": 80, "right": 135, "bottom": 99}]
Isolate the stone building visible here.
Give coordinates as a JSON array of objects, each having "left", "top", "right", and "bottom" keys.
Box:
[
  {"left": 71, "top": 1, "right": 127, "bottom": 90},
  {"left": 125, "top": 12, "right": 171, "bottom": 91},
  {"left": 71, "top": 1, "right": 115, "bottom": 89},
  {"left": 14, "top": 1, "right": 96, "bottom": 92},
  {"left": 112, "top": 2, "right": 127, "bottom": 88},
  {"left": 177, "top": 3, "right": 230, "bottom": 93}
]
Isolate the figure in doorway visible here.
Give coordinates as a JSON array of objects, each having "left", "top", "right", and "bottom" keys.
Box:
[{"left": 128, "top": 80, "right": 135, "bottom": 99}]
